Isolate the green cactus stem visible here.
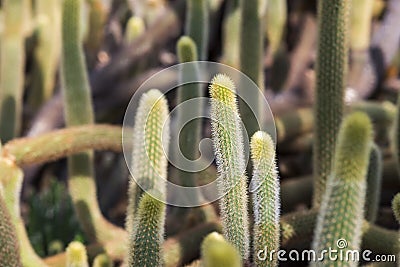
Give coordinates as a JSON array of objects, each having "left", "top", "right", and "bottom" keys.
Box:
[
  {"left": 0, "top": 0, "right": 28, "bottom": 142},
  {"left": 185, "top": 0, "right": 209, "bottom": 60},
  {"left": 221, "top": 0, "right": 241, "bottom": 68},
  {"left": 29, "top": 0, "right": 61, "bottom": 109},
  {"left": 209, "top": 73, "right": 249, "bottom": 259},
  {"left": 201, "top": 232, "right": 242, "bottom": 267},
  {"left": 313, "top": 0, "right": 350, "bottom": 207},
  {"left": 392, "top": 193, "right": 400, "bottom": 224},
  {"left": 0, "top": 158, "right": 47, "bottom": 266},
  {"left": 250, "top": 131, "right": 280, "bottom": 267},
  {"left": 264, "top": 0, "right": 287, "bottom": 56},
  {"left": 350, "top": 0, "right": 374, "bottom": 51},
  {"left": 66, "top": 241, "right": 89, "bottom": 267},
  {"left": 395, "top": 94, "right": 400, "bottom": 177},
  {"left": 124, "top": 16, "right": 145, "bottom": 44},
  {"left": 312, "top": 112, "right": 373, "bottom": 267},
  {"left": 61, "top": 0, "right": 126, "bottom": 249},
  {"left": 128, "top": 191, "right": 166, "bottom": 267},
  {"left": 85, "top": 0, "right": 106, "bottom": 67},
  {"left": 0, "top": 183, "right": 21, "bottom": 267},
  {"left": 365, "top": 144, "right": 382, "bottom": 223}
]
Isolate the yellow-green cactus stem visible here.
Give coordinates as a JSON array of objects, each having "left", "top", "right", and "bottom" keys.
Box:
[
  {"left": 312, "top": 112, "right": 373, "bottom": 267},
  {"left": 209, "top": 73, "right": 249, "bottom": 259},
  {"left": 0, "top": 183, "right": 21, "bottom": 267},
  {"left": 124, "top": 16, "right": 145, "bottom": 44},
  {"left": 201, "top": 232, "right": 242, "bottom": 267},
  {"left": 250, "top": 131, "right": 280, "bottom": 267},
  {"left": 313, "top": 0, "right": 350, "bottom": 207},
  {"left": 0, "top": 0, "right": 28, "bottom": 142},
  {"left": 264, "top": 0, "right": 287, "bottom": 56},
  {"left": 85, "top": 0, "right": 106, "bottom": 67},
  {"left": 128, "top": 191, "right": 166, "bottom": 267},
  {"left": 0, "top": 158, "right": 47, "bottom": 266},
  {"left": 186, "top": 0, "right": 209, "bottom": 60},
  {"left": 365, "top": 144, "right": 382, "bottom": 223},
  {"left": 93, "top": 254, "right": 113, "bottom": 267},
  {"left": 61, "top": 0, "right": 126, "bottom": 250},
  {"left": 221, "top": 0, "right": 241, "bottom": 68},
  {"left": 66, "top": 241, "right": 89, "bottom": 267},
  {"left": 392, "top": 193, "right": 400, "bottom": 224},
  {"left": 350, "top": 0, "right": 374, "bottom": 51},
  {"left": 395, "top": 93, "right": 400, "bottom": 177}
]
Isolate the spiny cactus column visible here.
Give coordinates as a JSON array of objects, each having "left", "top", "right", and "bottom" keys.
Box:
[
  {"left": 313, "top": 0, "right": 350, "bottom": 207},
  {"left": 66, "top": 241, "right": 89, "bottom": 267},
  {"left": 0, "top": 184, "right": 21, "bottom": 267},
  {"left": 30, "top": 0, "right": 61, "bottom": 109},
  {"left": 124, "top": 16, "right": 145, "bottom": 44},
  {"left": 312, "top": 112, "right": 373, "bottom": 267},
  {"left": 209, "top": 73, "right": 249, "bottom": 259},
  {"left": 265, "top": 0, "right": 287, "bottom": 56},
  {"left": 365, "top": 144, "right": 382, "bottom": 223},
  {"left": 126, "top": 89, "right": 169, "bottom": 252},
  {"left": 0, "top": 158, "right": 47, "bottom": 267},
  {"left": 250, "top": 131, "right": 280, "bottom": 267},
  {"left": 185, "top": 0, "right": 209, "bottom": 60},
  {"left": 128, "top": 191, "right": 166, "bottom": 267},
  {"left": 0, "top": 0, "right": 28, "bottom": 142},
  {"left": 239, "top": 0, "right": 264, "bottom": 138},
  {"left": 61, "top": 0, "right": 125, "bottom": 248},
  {"left": 395, "top": 94, "right": 400, "bottom": 176},
  {"left": 201, "top": 232, "right": 242, "bottom": 267}
]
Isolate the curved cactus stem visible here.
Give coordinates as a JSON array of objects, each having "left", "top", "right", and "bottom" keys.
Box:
[
  {"left": 0, "top": 158, "right": 47, "bottom": 266},
  {"left": 313, "top": 0, "right": 350, "bottom": 207},
  {"left": 61, "top": 0, "right": 126, "bottom": 251},
  {"left": 250, "top": 131, "right": 280, "bottom": 267},
  {"left": 201, "top": 232, "right": 242, "bottom": 267},
  {"left": 209, "top": 73, "right": 249, "bottom": 259},
  {"left": 312, "top": 112, "right": 373, "bottom": 267}
]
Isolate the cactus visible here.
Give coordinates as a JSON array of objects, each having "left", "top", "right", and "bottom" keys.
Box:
[
  {"left": 201, "top": 232, "right": 242, "bottom": 267},
  {"left": 185, "top": 0, "right": 209, "bottom": 60},
  {"left": 264, "top": 0, "right": 287, "bottom": 56},
  {"left": 365, "top": 144, "right": 382, "bottom": 223},
  {"left": 313, "top": 0, "right": 350, "bottom": 207},
  {"left": 126, "top": 89, "right": 169, "bottom": 234},
  {"left": 125, "top": 16, "right": 145, "bottom": 44},
  {"left": 0, "top": 183, "right": 21, "bottom": 267},
  {"left": 0, "top": 0, "right": 28, "bottom": 142},
  {"left": 85, "top": 0, "right": 106, "bottom": 67},
  {"left": 395, "top": 94, "right": 400, "bottom": 177},
  {"left": 221, "top": 0, "right": 241, "bottom": 68},
  {"left": 61, "top": 0, "right": 125, "bottom": 249},
  {"left": 312, "top": 112, "right": 373, "bottom": 267},
  {"left": 350, "top": 0, "right": 374, "bottom": 51},
  {"left": 0, "top": 158, "right": 47, "bottom": 267},
  {"left": 93, "top": 254, "right": 113, "bottom": 267},
  {"left": 209, "top": 73, "right": 249, "bottom": 259},
  {"left": 250, "top": 131, "right": 280, "bottom": 267},
  {"left": 239, "top": 0, "right": 264, "bottom": 138},
  {"left": 392, "top": 193, "right": 400, "bottom": 224},
  {"left": 128, "top": 191, "right": 166, "bottom": 267},
  {"left": 65, "top": 241, "right": 89, "bottom": 267},
  {"left": 29, "top": 0, "right": 61, "bottom": 109}
]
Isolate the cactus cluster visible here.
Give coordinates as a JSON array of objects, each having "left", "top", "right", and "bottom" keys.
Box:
[{"left": 1, "top": 0, "right": 400, "bottom": 267}]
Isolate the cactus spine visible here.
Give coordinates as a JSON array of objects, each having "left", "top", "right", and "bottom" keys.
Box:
[
  {"left": 0, "top": 0, "right": 28, "bottom": 142},
  {"left": 365, "top": 144, "right": 382, "bottom": 223},
  {"left": 124, "top": 16, "right": 145, "bottom": 44},
  {"left": 0, "top": 158, "right": 47, "bottom": 266},
  {"left": 0, "top": 183, "right": 21, "bottom": 267},
  {"left": 313, "top": 0, "right": 350, "bottom": 207},
  {"left": 265, "top": 0, "right": 287, "bottom": 56},
  {"left": 209, "top": 73, "right": 249, "bottom": 259},
  {"left": 312, "top": 112, "right": 373, "bottom": 267},
  {"left": 250, "top": 131, "right": 280, "bottom": 267},
  {"left": 201, "top": 232, "right": 242, "bottom": 267},
  {"left": 128, "top": 191, "right": 166, "bottom": 267},
  {"left": 61, "top": 0, "right": 125, "bottom": 248},
  {"left": 185, "top": 0, "right": 209, "bottom": 60},
  {"left": 66, "top": 241, "right": 89, "bottom": 267},
  {"left": 30, "top": 0, "right": 61, "bottom": 108}
]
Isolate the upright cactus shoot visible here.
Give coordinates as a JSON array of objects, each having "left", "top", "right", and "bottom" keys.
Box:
[
  {"left": 66, "top": 241, "right": 89, "bottom": 267},
  {"left": 209, "top": 73, "right": 249, "bottom": 259},
  {"left": 201, "top": 232, "right": 242, "bottom": 267},
  {"left": 313, "top": 0, "right": 351, "bottom": 207},
  {"left": 312, "top": 112, "right": 373, "bottom": 267},
  {"left": 250, "top": 131, "right": 280, "bottom": 267}
]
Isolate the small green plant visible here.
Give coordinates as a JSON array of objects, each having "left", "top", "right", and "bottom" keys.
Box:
[
  {"left": 124, "top": 16, "right": 145, "bottom": 44},
  {"left": 201, "top": 232, "right": 242, "bottom": 267}
]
